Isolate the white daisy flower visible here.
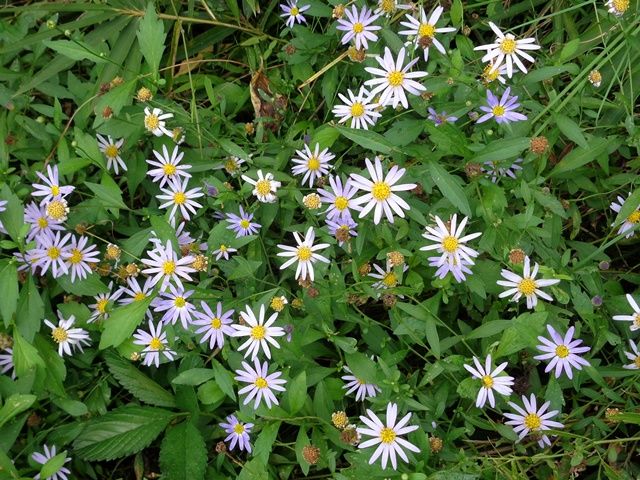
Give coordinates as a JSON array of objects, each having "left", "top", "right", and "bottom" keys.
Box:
[
  {"left": 375, "top": 0, "right": 411, "bottom": 17},
  {"left": 280, "top": 0, "right": 309, "bottom": 28},
  {"left": 63, "top": 235, "right": 100, "bottom": 282},
  {"left": 242, "top": 170, "right": 281, "bottom": 203},
  {"left": 28, "top": 231, "right": 72, "bottom": 278},
  {"left": 291, "top": 143, "right": 334, "bottom": 188},
  {"left": 368, "top": 263, "right": 408, "bottom": 290},
  {"left": 133, "top": 319, "right": 176, "bottom": 368},
  {"left": 504, "top": 394, "right": 564, "bottom": 448},
  {"left": 332, "top": 87, "right": 381, "bottom": 130},
  {"left": 277, "top": 227, "right": 330, "bottom": 282},
  {"left": 613, "top": 293, "right": 640, "bottom": 331},
  {"left": 623, "top": 340, "right": 640, "bottom": 369},
  {"left": 497, "top": 256, "right": 560, "bottom": 309},
  {"left": 232, "top": 304, "right": 286, "bottom": 360},
  {"left": 336, "top": 5, "right": 381, "bottom": 50},
  {"left": 350, "top": 156, "right": 416, "bottom": 225},
  {"left": 463, "top": 354, "right": 514, "bottom": 408},
  {"left": 118, "top": 277, "right": 155, "bottom": 307},
  {"left": 398, "top": 6, "right": 456, "bottom": 62},
  {"left": 144, "top": 107, "right": 173, "bottom": 137},
  {"left": 342, "top": 366, "right": 382, "bottom": 401},
  {"left": 45, "top": 313, "right": 91, "bottom": 357},
  {"left": 156, "top": 178, "right": 204, "bottom": 222},
  {"left": 88, "top": 281, "right": 123, "bottom": 322},
  {"left": 32, "top": 444, "right": 71, "bottom": 480},
  {"left": 419, "top": 214, "right": 482, "bottom": 270},
  {"left": 217, "top": 156, "right": 246, "bottom": 176},
  {"left": 481, "top": 62, "right": 508, "bottom": 84},
  {"left": 140, "top": 240, "right": 196, "bottom": 291},
  {"left": 606, "top": 0, "right": 630, "bottom": 16},
  {"left": 534, "top": 324, "right": 591, "bottom": 379},
  {"left": 213, "top": 244, "right": 237, "bottom": 261},
  {"left": 152, "top": 284, "right": 196, "bottom": 329},
  {"left": 192, "top": 301, "right": 235, "bottom": 350},
  {"left": 146, "top": 144, "right": 192, "bottom": 187},
  {"left": 364, "top": 46, "right": 427, "bottom": 108},
  {"left": 357, "top": 402, "right": 420, "bottom": 470},
  {"left": 234, "top": 358, "right": 287, "bottom": 409},
  {"left": 317, "top": 175, "right": 360, "bottom": 221},
  {"left": 473, "top": 22, "right": 541, "bottom": 78},
  {"left": 610, "top": 193, "right": 639, "bottom": 238},
  {"left": 31, "top": 164, "right": 75, "bottom": 205},
  {"left": 96, "top": 134, "right": 126, "bottom": 174}
]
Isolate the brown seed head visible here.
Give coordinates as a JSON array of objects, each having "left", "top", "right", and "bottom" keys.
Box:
[
  {"left": 110, "top": 76, "right": 124, "bottom": 88},
  {"left": 105, "top": 243, "right": 121, "bottom": 261},
  {"left": 464, "top": 162, "right": 483, "bottom": 179},
  {"left": 284, "top": 44, "right": 296, "bottom": 55},
  {"left": 102, "top": 106, "right": 113, "bottom": 119},
  {"left": 340, "top": 425, "right": 361, "bottom": 445},
  {"left": 303, "top": 193, "right": 322, "bottom": 210},
  {"left": 96, "top": 263, "right": 112, "bottom": 277},
  {"left": 136, "top": 87, "right": 153, "bottom": 102},
  {"left": 508, "top": 248, "right": 526, "bottom": 265},
  {"left": 302, "top": 445, "right": 320, "bottom": 465},
  {"left": 291, "top": 298, "right": 304, "bottom": 310},
  {"left": 244, "top": 122, "right": 255, "bottom": 135},
  {"left": 429, "top": 436, "right": 443, "bottom": 453},
  {"left": 530, "top": 136, "right": 549, "bottom": 155},
  {"left": 382, "top": 293, "right": 397, "bottom": 308},
  {"left": 307, "top": 286, "right": 319, "bottom": 298},
  {"left": 27, "top": 412, "right": 42, "bottom": 428},
  {"left": 332, "top": 4, "right": 346, "bottom": 18},
  {"left": 215, "top": 441, "right": 227, "bottom": 453},
  {"left": 347, "top": 46, "right": 367, "bottom": 63},
  {"left": 358, "top": 262, "right": 371, "bottom": 276},
  {"left": 386, "top": 251, "right": 405, "bottom": 267},
  {"left": 0, "top": 333, "right": 13, "bottom": 350},
  {"left": 191, "top": 254, "right": 208, "bottom": 272},
  {"left": 130, "top": 351, "right": 141, "bottom": 362}
]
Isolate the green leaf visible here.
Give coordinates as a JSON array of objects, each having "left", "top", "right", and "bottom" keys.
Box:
[
  {"left": 0, "top": 449, "right": 19, "bottom": 478},
  {"left": 344, "top": 352, "right": 376, "bottom": 384},
  {"left": 494, "top": 312, "right": 547, "bottom": 358},
  {"left": 137, "top": 3, "right": 166, "bottom": 74},
  {"left": 549, "top": 137, "right": 612, "bottom": 177},
  {"left": 426, "top": 161, "right": 471, "bottom": 217},
  {"left": 0, "top": 260, "right": 18, "bottom": 328},
  {"left": 335, "top": 125, "right": 394, "bottom": 154},
  {"left": 74, "top": 129, "right": 105, "bottom": 167},
  {"left": 610, "top": 412, "right": 640, "bottom": 425},
  {"left": 12, "top": 329, "right": 44, "bottom": 376},
  {"left": 56, "top": 273, "right": 109, "bottom": 296},
  {"left": 105, "top": 350, "right": 176, "bottom": 408},
  {"left": 211, "top": 359, "right": 236, "bottom": 401},
  {"left": 172, "top": 368, "right": 215, "bottom": 386},
  {"left": 74, "top": 405, "right": 173, "bottom": 461},
  {"left": 0, "top": 394, "right": 36, "bottom": 429},
  {"left": 39, "top": 451, "right": 69, "bottom": 479},
  {"left": 218, "top": 138, "right": 250, "bottom": 161},
  {"left": 43, "top": 39, "right": 108, "bottom": 63},
  {"left": 0, "top": 184, "right": 25, "bottom": 245},
  {"left": 555, "top": 114, "right": 587, "bottom": 148},
  {"left": 149, "top": 216, "right": 179, "bottom": 251},
  {"left": 287, "top": 371, "right": 306, "bottom": 414},
  {"left": 253, "top": 421, "right": 280, "bottom": 466},
  {"left": 99, "top": 296, "right": 154, "bottom": 349},
  {"left": 160, "top": 422, "right": 207, "bottom": 480},
  {"left": 15, "top": 276, "right": 44, "bottom": 341},
  {"left": 451, "top": 0, "right": 464, "bottom": 26},
  {"left": 85, "top": 179, "right": 128, "bottom": 210},
  {"left": 471, "top": 138, "right": 530, "bottom": 164},
  {"left": 466, "top": 320, "right": 512, "bottom": 340}
]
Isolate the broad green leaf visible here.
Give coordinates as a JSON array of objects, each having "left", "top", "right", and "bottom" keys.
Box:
[
  {"left": 39, "top": 451, "right": 68, "bottom": 479},
  {"left": 555, "top": 114, "right": 587, "bottom": 148},
  {"left": 0, "top": 184, "right": 25, "bottom": 244},
  {"left": 43, "top": 39, "right": 108, "bottom": 63},
  {"left": 74, "top": 129, "right": 105, "bottom": 167},
  {"left": 0, "top": 394, "right": 36, "bottom": 429},
  {"left": 74, "top": 405, "right": 173, "bottom": 461},
  {"left": 56, "top": 273, "right": 108, "bottom": 296},
  {"left": 295, "top": 427, "right": 311, "bottom": 476},
  {"left": 466, "top": 320, "right": 512, "bottom": 340},
  {"left": 253, "top": 421, "right": 280, "bottom": 466},
  {"left": 218, "top": 138, "right": 250, "bottom": 161},
  {"left": 0, "top": 449, "right": 19, "bottom": 477},
  {"left": 344, "top": 352, "right": 376, "bottom": 384},
  {"left": 99, "top": 296, "right": 154, "bottom": 349},
  {"left": 15, "top": 276, "right": 44, "bottom": 341},
  {"left": 335, "top": 125, "right": 394, "bottom": 154},
  {"left": 211, "top": 359, "right": 236, "bottom": 400},
  {"left": 12, "top": 329, "right": 44, "bottom": 376},
  {"left": 549, "top": 137, "right": 613, "bottom": 177},
  {"left": 149, "top": 215, "right": 179, "bottom": 251},
  {"left": 160, "top": 422, "right": 207, "bottom": 480},
  {"left": 451, "top": 0, "right": 463, "bottom": 26},
  {"left": 286, "top": 371, "right": 307, "bottom": 414},
  {"left": 172, "top": 368, "right": 215, "bottom": 386},
  {"left": 610, "top": 412, "right": 640, "bottom": 425},
  {"left": 137, "top": 3, "right": 166, "bottom": 74},
  {"left": 85, "top": 180, "right": 128, "bottom": 210},
  {"left": 0, "top": 260, "right": 18, "bottom": 328},
  {"left": 426, "top": 161, "right": 471, "bottom": 217},
  {"left": 495, "top": 312, "right": 547, "bottom": 358},
  {"left": 471, "top": 138, "right": 530, "bottom": 164},
  {"left": 105, "top": 350, "right": 176, "bottom": 408},
  {"left": 613, "top": 189, "right": 640, "bottom": 230}
]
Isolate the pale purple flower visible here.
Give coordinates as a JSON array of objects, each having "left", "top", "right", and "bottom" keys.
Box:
[
  {"left": 146, "top": 144, "right": 192, "bottom": 187},
  {"left": 336, "top": 5, "right": 381, "bottom": 50},
  {"left": 327, "top": 216, "right": 358, "bottom": 246},
  {"left": 118, "top": 277, "right": 155, "bottom": 306},
  {"left": 133, "top": 319, "right": 176, "bottom": 368},
  {"left": 192, "top": 301, "right": 235, "bottom": 350},
  {"left": 463, "top": 355, "right": 514, "bottom": 408},
  {"left": 610, "top": 193, "right": 639, "bottom": 239},
  {"left": 140, "top": 240, "right": 196, "bottom": 291},
  {"left": 429, "top": 255, "right": 474, "bottom": 283},
  {"left": 175, "top": 221, "right": 207, "bottom": 252},
  {"left": 31, "top": 165, "right": 74, "bottom": 205},
  {"left": 497, "top": 256, "right": 560, "bottom": 309},
  {"left": 427, "top": 107, "right": 458, "bottom": 126},
  {"left": 612, "top": 293, "right": 640, "bottom": 331},
  {"left": 504, "top": 394, "right": 564, "bottom": 448},
  {"left": 24, "top": 201, "right": 65, "bottom": 243},
  {"left": 153, "top": 284, "right": 196, "bottom": 329},
  {"left": 220, "top": 415, "right": 254, "bottom": 453},
  {"left": 32, "top": 444, "right": 71, "bottom": 480},
  {"left": 235, "top": 358, "right": 287, "bottom": 409},
  {"left": 398, "top": 6, "right": 456, "bottom": 61},
  {"left": 476, "top": 87, "right": 527, "bottom": 124},
  {"left": 156, "top": 177, "right": 204, "bottom": 222},
  {"left": 232, "top": 304, "right": 286, "bottom": 360},
  {"left": 28, "top": 231, "right": 71, "bottom": 278},
  {"left": 623, "top": 340, "right": 640, "bottom": 369},
  {"left": 88, "top": 281, "right": 123, "bottom": 322},
  {"left": 332, "top": 87, "right": 381, "bottom": 130},
  {"left": 419, "top": 214, "right": 481, "bottom": 269},
  {"left": 213, "top": 244, "right": 237, "bottom": 261},
  {"left": 368, "top": 263, "right": 408, "bottom": 290},
  {"left": 63, "top": 235, "right": 100, "bottom": 282},
  {"left": 534, "top": 325, "right": 591, "bottom": 379},
  {"left": 482, "top": 158, "right": 523, "bottom": 183},
  {"left": 226, "top": 206, "right": 261, "bottom": 237},
  {"left": 342, "top": 366, "right": 381, "bottom": 401},
  {"left": 280, "top": 0, "right": 309, "bottom": 28},
  {"left": 318, "top": 176, "right": 360, "bottom": 221},
  {"left": 0, "top": 348, "right": 14, "bottom": 379},
  {"left": 277, "top": 227, "right": 330, "bottom": 282},
  {"left": 97, "top": 134, "right": 126, "bottom": 174}
]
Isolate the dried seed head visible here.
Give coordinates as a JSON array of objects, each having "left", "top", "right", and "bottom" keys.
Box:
[
  {"left": 125, "top": 263, "right": 140, "bottom": 277},
  {"left": 529, "top": 136, "right": 549, "bottom": 155},
  {"left": 302, "top": 445, "right": 320, "bottom": 465},
  {"left": 464, "top": 162, "right": 483, "bottom": 179},
  {"left": 418, "top": 35, "right": 433, "bottom": 49},
  {"left": 382, "top": 293, "right": 397, "bottom": 308},
  {"left": 588, "top": 69, "right": 602, "bottom": 88},
  {"left": 307, "top": 286, "right": 319, "bottom": 298},
  {"left": 74, "top": 223, "right": 88, "bottom": 235},
  {"left": 303, "top": 193, "right": 322, "bottom": 210},
  {"left": 102, "top": 106, "right": 113, "bottom": 119},
  {"left": 291, "top": 298, "right": 304, "bottom": 310},
  {"left": 462, "top": 25, "right": 471, "bottom": 36},
  {"left": 96, "top": 263, "right": 112, "bottom": 277},
  {"left": 332, "top": 4, "right": 345, "bottom": 18},
  {"left": 0, "top": 333, "right": 13, "bottom": 350},
  {"left": 347, "top": 46, "right": 366, "bottom": 63},
  {"left": 284, "top": 44, "right": 296, "bottom": 55},
  {"left": 334, "top": 225, "right": 351, "bottom": 244},
  {"left": 105, "top": 243, "right": 121, "bottom": 261},
  {"left": 605, "top": 408, "right": 620, "bottom": 423},
  {"left": 270, "top": 295, "right": 287, "bottom": 312},
  {"left": 244, "top": 122, "right": 255, "bottom": 135},
  {"left": 420, "top": 91, "right": 434, "bottom": 101},
  {"left": 386, "top": 251, "right": 405, "bottom": 267},
  {"left": 130, "top": 351, "right": 141, "bottom": 362},
  {"left": 215, "top": 441, "right": 227, "bottom": 453},
  {"left": 340, "top": 425, "right": 361, "bottom": 445},
  {"left": 358, "top": 263, "right": 371, "bottom": 276},
  {"left": 331, "top": 411, "right": 349, "bottom": 430},
  {"left": 110, "top": 76, "right": 124, "bottom": 88},
  {"left": 27, "top": 412, "right": 42, "bottom": 427},
  {"left": 508, "top": 248, "right": 526, "bottom": 265},
  {"left": 191, "top": 254, "right": 208, "bottom": 272},
  {"left": 429, "top": 436, "right": 443, "bottom": 453},
  {"left": 136, "top": 87, "right": 153, "bottom": 102}
]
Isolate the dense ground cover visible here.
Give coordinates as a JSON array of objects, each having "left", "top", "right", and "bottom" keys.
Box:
[{"left": 0, "top": 0, "right": 639, "bottom": 478}]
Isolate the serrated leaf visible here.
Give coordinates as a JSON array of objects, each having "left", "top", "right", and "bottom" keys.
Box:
[
  {"left": 43, "top": 39, "right": 108, "bottom": 63},
  {"left": 100, "top": 296, "right": 154, "bottom": 349},
  {"left": 211, "top": 359, "right": 236, "bottom": 400},
  {"left": 105, "top": 350, "right": 176, "bottom": 408},
  {"left": 56, "top": 273, "right": 109, "bottom": 296},
  {"left": 74, "top": 405, "right": 173, "bottom": 461},
  {"left": 287, "top": 371, "right": 306, "bottom": 414},
  {"left": 0, "top": 394, "right": 36, "bottom": 429},
  {"left": 426, "top": 161, "right": 471, "bottom": 217},
  {"left": 0, "top": 184, "right": 25, "bottom": 244},
  {"left": 137, "top": 3, "right": 166, "bottom": 74},
  {"left": 172, "top": 368, "right": 215, "bottom": 386},
  {"left": 253, "top": 421, "right": 280, "bottom": 466},
  {"left": 160, "top": 422, "right": 207, "bottom": 480},
  {"left": 335, "top": 125, "right": 394, "bottom": 154},
  {"left": 494, "top": 312, "right": 547, "bottom": 358}
]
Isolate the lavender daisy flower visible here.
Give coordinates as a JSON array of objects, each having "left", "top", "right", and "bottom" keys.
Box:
[
  {"left": 226, "top": 206, "right": 261, "bottom": 237},
  {"left": 24, "top": 201, "right": 65, "bottom": 244},
  {"left": 213, "top": 244, "right": 237, "bottom": 261},
  {"left": 133, "top": 320, "right": 176, "bottom": 368},
  {"left": 482, "top": 158, "right": 523, "bottom": 183},
  {"left": 141, "top": 240, "right": 196, "bottom": 291},
  {"left": 31, "top": 164, "right": 74, "bottom": 205},
  {"left": 220, "top": 415, "right": 254, "bottom": 453},
  {"left": 476, "top": 87, "right": 527, "bottom": 124},
  {"left": 28, "top": 231, "right": 71, "bottom": 278},
  {"left": 175, "top": 222, "right": 207, "bottom": 252},
  {"left": 327, "top": 216, "right": 358, "bottom": 247},
  {"left": 534, "top": 324, "right": 591, "bottom": 379},
  {"left": 118, "top": 276, "right": 155, "bottom": 306},
  {"left": 342, "top": 366, "right": 382, "bottom": 401},
  {"left": 427, "top": 107, "right": 458, "bottom": 126},
  {"left": 153, "top": 284, "right": 196, "bottom": 329},
  {"left": 429, "top": 256, "right": 474, "bottom": 283},
  {"left": 280, "top": 0, "right": 309, "bottom": 28},
  {"left": 88, "top": 281, "right": 123, "bottom": 322},
  {"left": 146, "top": 144, "right": 192, "bottom": 188},
  {"left": 32, "top": 444, "right": 71, "bottom": 480},
  {"left": 336, "top": 5, "right": 381, "bottom": 50},
  {"left": 0, "top": 348, "right": 14, "bottom": 379},
  {"left": 63, "top": 235, "right": 100, "bottom": 282},
  {"left": 318, "top": 176, "right": 360, "bottom": 222},
  {"left": 192, "top": 301, "right": 235, "bottom": 350}
]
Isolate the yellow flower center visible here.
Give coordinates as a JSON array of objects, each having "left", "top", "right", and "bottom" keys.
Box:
[
  {"left": 524, "top": 413, "right": 542, "bottom": 430},
  {"left": 483, "top": 64, "right": 500, "bottom": 82},
  {"left": 255, "top": 179, "right": 272, "bottom": 197},
  {"left": 69, "top": 248, "right": 83, "bottom": 264},
  {"left": 47, "top": 246, "right": 60, "bottom": 260},
  {"left": 387, "top": 70, "right": 404, "bottom": 87},
  {"left": 163, "top": 163, "right": 177, "bottom": 176},
  {"left": 271, "top": 297, "right": 286, "bottom": 311},
  {"left": 96, "top": 298, "right": 108, "bottom": 314},
  {"left": 240, "top": 219, "right": 251, "bottom": 229},
  {"left": 145, "top": 114, "right": 160, "bottom": 131},
  {"left": 350, "top": 102, "right": 365, "bottom": 117},
  {"left": 627, "top": 211, "right": 640, "bottom": 224},
  {"left": 382, "top": 272, "right": 397, "bottom": 288},
  {"left": 307, "top": 156, "right": 321, "bottom": 171},
  {"left": 173, "top": 192, "right": 186, "bottom": 205},
  {"left": 51, "top": 185, "right": 60, "bottom": 196},
  {"left": 104, "top": 144, "right": 119, "bottom": 159},
  {"left": 174, "top": 297, "right": 186, "bottom": 308},
  {"left": 51, "top": 327, "right": 68, "bottom": 343},
  {"left": 635, "top": 356, "right": 640, "bottom": 368},
  {"left": 37, "top": 217, "right": 49, "bottom": 228},
  {"left": 418, "top": 23, "right": 435, "bottom": 38},
  {"left": 353, "top": 22, "right": 364, "bottom": 33},
  {"left": 634, "top": 314, "right": 640, "bottom": 328},
  {"left": 482, "top": 375, "right": 494, "bottom": 388},
  {"left": 500, "top": 37, "right": 517, "bottom": 54},
  {"left": 233, "top": 423, "right": 245, "bottom": 434},
  {"left": 297, "top": 246, "right": 312, "bottom": 261},
  {"left": 612, "top": 0, "right": 629, "bottom": 12},
  {"left": 225, "top": 159, "right": 238, "bottom": 172},
  {"left": 379, "top": 427, "right": 396, "bottom": 444},
  {"left": 149, "top": 337, "right": 163, "bottom": 350},
  {"left": 555, "top": 345, "right": 569, "bottom": 358},
  {"left": 290, "top": 6, "right": 299, "bottom": 16},
  {"left": 334, "top": 196, "right": 349, "bottom": 210},
  {"left": 492, "top": 105, "right": 506, "bottom": 117},
  {"left": 162, "top": 261, "right": 176, "bottom": 275},
  {"left": 219, "top": 245, "right": 228, "bottom": 252},
  {"left": 134, "top": 292, "right": 147, "bottom": 301},
  {"left": 46, "top": 200, "right": 67, "bottom": 220},
  {"left": 380, "top": 0, "right": 395, "bottom": 13},
  {"left": 518, "top": 278, "right": 537, "bottom": 296},
  {"left": 251, "top": 325, "right": 266, "bottom": 340},
  {"left": 254, "top": 377, "right": 268, "bottom": 389},
  {"left": 211, "top": 317, "right": 222, "bottom": 329},
  {"left": 441, "top": 235, "right": 459, "bottom": 253},
  {"left": 371, "top": 181, "right": 391, "bottom": 201}
]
